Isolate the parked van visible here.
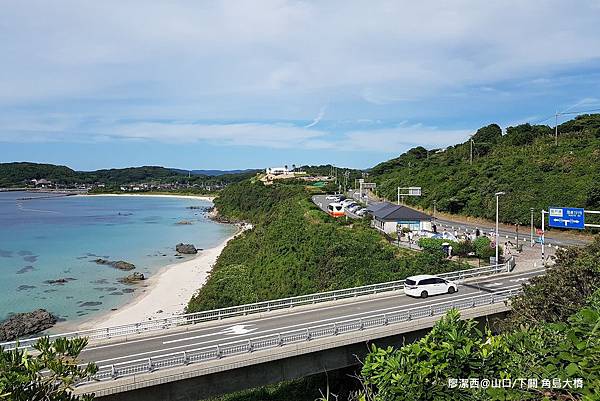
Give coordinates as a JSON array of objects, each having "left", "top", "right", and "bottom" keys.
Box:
[{"left": 327, "top": 202, "right": 345, "bottom": 217}]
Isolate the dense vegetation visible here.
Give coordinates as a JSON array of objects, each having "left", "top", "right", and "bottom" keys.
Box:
[
  {"left": 0, "top": 162, "right": 254, "bottom": 188},
  {"left": 0, "top": 337, "right": 96, "bottom": 400},
  {"left": 371, "top": 114, "right": 600, "bottom": 225},
  {"left": 187, "top": 180, "right": 467, "bottom": 312}
]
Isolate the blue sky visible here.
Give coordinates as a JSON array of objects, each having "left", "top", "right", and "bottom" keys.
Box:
[{"left": 2, "top": 1, "right": 600, "bottom": 170}]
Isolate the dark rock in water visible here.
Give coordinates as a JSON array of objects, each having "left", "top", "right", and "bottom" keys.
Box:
[
  {"left": 79, "top": 301, "right": 102, "bottom": 307},
  {"left": 90, "top": 278, "right": 109, "bottom": 285},
  {"left": 44, "top": 277, "right": 76, "bottom": 285},
  {"left": 0, "top": 249, "right": 13, "bottom": 258},
  {"left": 23, "top": 255, "right": 38, "bottom": 263},
  {"left": 0, "top": 309, "right": 57, "bottom": 341},
  {"left": 93, "top": 258, "right": 136, "bottom": 271},
  {"left": 175, "top": 220, "right": 193, "bottom": 225},
  {"left": 16, "top": 266, "right": 35, "bottom": 274},
  {"left": 118, "top": 272, "right": 145, "bottom": 284},
  {"left": 17, "top": 250, "right": 33, "bottom": 256},
  {"left": 17, "top": 285, "right": 36, "bottom": 291},
  {"left": 122, "top": 288, "right": 135, "bottom": 293},
  {"left": 176, "top": 243, "right": 197, "bottom": 254},
  {"left": 109, "top": 292, "right": 124, "bottom": 295}
]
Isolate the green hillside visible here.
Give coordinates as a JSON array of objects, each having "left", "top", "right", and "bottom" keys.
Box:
[
  {"left": 370, "top": 114, "right": 600, "bottom": 225},
  {"left": 0, "top": 162, "right": 254, "bottom": 188},
  {"left": 187, "top": 180, "right": 467, "bottom": 312}
]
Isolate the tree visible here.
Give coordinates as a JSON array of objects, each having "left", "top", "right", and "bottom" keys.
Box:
[
  {"left": 0, "top": 337, "right": 97, "bottom": 401},
  {"left": 503, "top": 123, "right": 551, "bottom": 146}
]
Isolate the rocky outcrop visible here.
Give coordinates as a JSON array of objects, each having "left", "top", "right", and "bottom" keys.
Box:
[
  {"left": 175, "top": 220, "right": 193, "bottom": 225},
  {"left": 94, "top": 258, "right": 136, "bottom": 270},
  {"left": 44, "top": 277, "right": 76, "bottom": 285},
  {"left": 118, "top": 272, "right": 145, "bottom": 284},
  {"left": 0, "top": 309, "right": 57, "bottom": 341},
  {"left": 175, "top": 243, "right": 197, "bottom": 254}
]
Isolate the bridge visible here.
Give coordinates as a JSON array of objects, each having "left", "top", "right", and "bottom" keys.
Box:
[{"left": 2, "top": 260, "right": 540, "bottom": 400}]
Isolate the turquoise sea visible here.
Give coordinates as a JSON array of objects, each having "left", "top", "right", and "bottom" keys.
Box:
[{"left": 0, "top": 193, "right": 236, "bottom": 323}]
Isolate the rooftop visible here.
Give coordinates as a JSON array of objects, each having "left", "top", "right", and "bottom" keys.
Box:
[{"left": 371, "top": 202, "right": 432, "bottom": 221}]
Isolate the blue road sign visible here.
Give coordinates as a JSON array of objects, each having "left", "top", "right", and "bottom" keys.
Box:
[{"left": 548, "top": 207, "right": 585, "bottom": 229}]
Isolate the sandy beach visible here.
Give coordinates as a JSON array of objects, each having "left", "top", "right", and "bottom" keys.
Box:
[
  {"left": 75, "top": 224, "right": 246, "bottom": 330},
  {"left": 81, "top": 193, "right": 216, "bottom": 202}
]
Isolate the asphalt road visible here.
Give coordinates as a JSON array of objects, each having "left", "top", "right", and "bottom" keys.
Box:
[
  {"left": 79, "top": 269, "right": 542, "bottom": 369},
  {"left": 343, "top": 190, "right": 588, "bottom": 247}
]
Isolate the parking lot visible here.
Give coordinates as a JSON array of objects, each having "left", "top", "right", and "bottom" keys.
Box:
[{"left": 311, "top": 194, "right": 367, "bottom": 219}]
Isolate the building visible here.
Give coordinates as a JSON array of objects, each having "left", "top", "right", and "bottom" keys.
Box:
[
  {"left": 370, "top": 202, "right": 432, "bottom": 233},
  {"left": 265, "top": 167, "right": 290, "bottom": 176}
]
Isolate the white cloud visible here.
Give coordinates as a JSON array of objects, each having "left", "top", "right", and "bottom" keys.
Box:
[{"left": 1, "top": 0, "right": 600, "bottom": 155}]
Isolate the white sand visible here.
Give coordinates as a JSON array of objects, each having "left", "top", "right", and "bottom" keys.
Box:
[
  {"left": 80, "top": 193, "right": 215, "bottom": 202},
  {"left": 76, "top": 225, "right": 247, "bottom": 330}
]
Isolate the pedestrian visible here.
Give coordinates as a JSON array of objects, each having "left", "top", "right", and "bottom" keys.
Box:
[
  {"left": 475, "top": 228, "right": 480, "bottom": 237},
  {"left": 448, "top": 245, "right": 453, "bottom": 258},
  {"left": 453, "top": 229, "right": 458, "bottom": 239}
]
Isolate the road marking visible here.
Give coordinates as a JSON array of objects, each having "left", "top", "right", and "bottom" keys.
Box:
[
  {"left": 510, "top": 278, "right": 529, "bottom": 283},
  {"left": 163, "top": 324, "right": 257, "bottom": 345},
  {"left": 484, "top": 282, "right": 503, "bottom": 287}
]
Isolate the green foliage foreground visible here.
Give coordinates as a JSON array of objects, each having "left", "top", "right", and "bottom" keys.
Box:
[{"left": 0, "top": 337, "right": 97, "bottom": 401}]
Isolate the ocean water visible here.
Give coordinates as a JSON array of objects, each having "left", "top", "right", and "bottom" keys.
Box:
[{"left": 0, "top": 193, "right": 236, "bottom": 323}]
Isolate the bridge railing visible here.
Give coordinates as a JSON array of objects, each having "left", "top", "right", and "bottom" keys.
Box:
[
  {"left": 83, "top": 287, "right": 521, "bottom": 387},
  {"left": 1, "top": 259, "right": 513, "bottom": 350}
]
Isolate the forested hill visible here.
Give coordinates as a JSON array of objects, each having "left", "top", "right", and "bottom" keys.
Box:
[
  {"left": 0, "top": 162, "right": 253, "bottom": 188},
  {"left": 370, "top": 114, "right": 600, "bottom": 225}
]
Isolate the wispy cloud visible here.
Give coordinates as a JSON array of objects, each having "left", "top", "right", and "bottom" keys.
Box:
[{"left": 304, "top": 105, "right": 327, "bottom": 128}]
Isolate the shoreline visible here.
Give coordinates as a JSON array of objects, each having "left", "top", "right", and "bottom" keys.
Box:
[
  {"left": 79, "top": 193, "right": 216, "bottom": 202},
  {"left": 59, "top": 223, "right": 247, "bottom": 332}
]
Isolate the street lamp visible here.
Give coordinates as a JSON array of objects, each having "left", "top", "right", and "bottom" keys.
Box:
[
  {"left": 494, "top": 192, "right": 505, "bottom": 264},
  {"left": 530, "top": 208, "right": 534, "bottom": 247}
]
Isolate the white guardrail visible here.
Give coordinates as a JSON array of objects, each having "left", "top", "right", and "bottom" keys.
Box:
[
  {"left": 83, "top": 287, "right": 521, "bottom": 388},
  {"left": 1, "top": 259, "right": 515, "bottom": 351}
]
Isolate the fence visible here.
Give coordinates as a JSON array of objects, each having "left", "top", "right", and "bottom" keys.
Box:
[
  {"left": 82, "top": 287, "right": 521, "bottom": 388},
  {"left": 1, "top": 259, "right": 514, "bottom": 351}
]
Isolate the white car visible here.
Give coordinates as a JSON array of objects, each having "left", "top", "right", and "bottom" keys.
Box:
[
  {"left": 355, "top": 208, "right": 367, "bottom": 216},
  {"left": 404, "top": 275, "right": 458, "bottom": 298},
  {"left": 347, "top": 204, "right": 361, "bottom": 213},
  {"left": 341, "top": 199, "right": 355, "bottom": 207}
]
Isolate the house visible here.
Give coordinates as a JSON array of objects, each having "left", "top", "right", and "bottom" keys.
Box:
[
  {"left": 31, "top": 179, "right": 52, "bottom": 188},
  {"left": 370, "top": 202, "right": 432, "bottom": 233}
]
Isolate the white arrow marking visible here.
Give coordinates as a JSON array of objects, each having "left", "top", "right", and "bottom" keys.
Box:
[{"left": 221, "top": 325, "right": 257, "bottom": 335}]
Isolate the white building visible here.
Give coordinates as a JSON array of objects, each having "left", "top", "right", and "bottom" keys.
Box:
[{"left": 265, "top": 167, "right": 290, "bottom": 175}]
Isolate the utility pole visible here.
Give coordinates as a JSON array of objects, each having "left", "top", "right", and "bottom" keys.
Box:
[
  {"left": 494, "top": 192, "right": 505, "bottom": 264},
  {"left": 541, "top": 210, "right": 548, "bottom": 264},
  {"left": 555, "top": 112, "right": 559, "bottom": 146},
  {"left": 530, "top": 208, "right": 534, "bottom": 247},
  {"left": 397, "top": 187, "right": 400, "bottom": 205},
  {"left": 470, "top": 139, "right": 473, "bottom": 165},
  {"left": 433, "top": 200, "right": 437, "bottom": 223}
]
